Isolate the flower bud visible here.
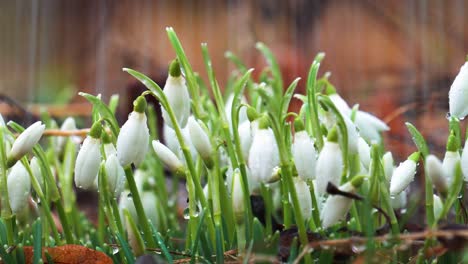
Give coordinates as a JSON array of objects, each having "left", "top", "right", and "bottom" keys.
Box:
[
  {"left": 161, "top": 59, "right": 191, "bottom": 128},
  {"left": 389, "top": 152, "right": 420, "bottom": 196},
  {"left": 8, "top": 162, "right": 31, "bottom": 214},
  {"left": 354, "top": 110, "right": 389, "bottom": 143},
  {"left": 74, "top": 122, "right": 102, "bottom": 190},
  {"left": 291, "top": 177, "right": 313, "bottom": 220},
  {"left": 117, "top": 96, "right": 150, "bottom": 166},
  {"left": 390, "top": 190, "right": 407, "bottom": 209},
  {"left": 426, "top": 154, "right": 448, "bottom": 195},
  {"left": 449, "top": 62, "right": 468, "bottom": 119},
  {"left": 382, "top": 151, "right": 394, "bottom": 182},
  {"left": 7, "top": 121, "right": 45, "bottom": 167},
  {"left": 433, "top": 194, "right": 443, "bottom": 220},
  {"left": 315, "top": 126, "right": 343, "bottom": 196},
  {"left": 187, "top": 117, "right": 213, "bottom": 167},
  {"left": 105, "top": 154, "right": 126, "bottom": 197},
  {"left": 442, "top": 133, "right": 460, "bottom": 185},
  {"left": 231, "top": 169, "right": 245, "bottom": 222},
  {"left": 30, "top": 156, "right": 44, "bottom": 190},
  {"left": 238, "top": 121, "right": 252, "bottom": 160},
  {"left": 152, "top": 140, "right": 185, "bottom": 175},
  {"left": 292, "top": 128, "right": 317, "bottom": 181},
  {"left": 248, "top": 127, "right": 279, "bottom": 191}
]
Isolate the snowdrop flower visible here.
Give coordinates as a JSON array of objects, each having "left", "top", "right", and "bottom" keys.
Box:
[
  {"left": 187, "top": 117, "right": 213, "bottom": 167},
  {"left": 433, "top": 194, "right": 443, "bottom": 220},
  {"left": 292, "top": 119, "right": 316, "bottom": 181},
  {"left": 382, "top": 151, "right": 394, "bottom": 183},
  {"left": 117, "top": 96, "right": 150, "bottom": 166},
  {"left": 56, "top": 117, "right": 80, "bottom": 153},
  {"left": 152, "top": 140, "right": 185, "bottom": 175},
  {"left": 291, "top": 177, "right": 313, "bottom": 220},
  {"left": 231, "top": 169, "right": 245, "bottom": 222},
  {"left": 354, "top": 110, "right": 389, "bottom": 143},
  {"left": 74, "top": 122, "right": 102, "bottom": 190},
  {"left": 389, "top": 152, "right": 420, "bottom": 196},
  {"left": 105, "top": 154, "right": 126, "bottom": 197},
  {"left": 225, "top": 94, "right": 248, "bottom": 131},
  {"left": 448, "top": 62, "right": 468, "bottom": 119},
  {"left": 461, "top": 139, "right": 468, "bottom": 182},
  {"left": 390, "top": 190, "right": 407, "bottom": 209},
  {"left": 238, "top": 120, "right": 252, "bottom": 160},
  {"left": 161, "top": 59, "right": 191, "bottom": 129},
  {"left": 30, "top": 156, "right": 44, "bottom": 190},
  {"left": 442, "top": 133, "right": 460, "bottom": 185},
  {"left": 8, "top": 162, "right": 31, "bottom": 214},
  {"left": 315, "top": 126, "right": 343, "bottom": 196},
  {"left": 7, "top": 121, "right": 45, "bottom": 167},
  {"left": 320, "top": 175, "right": 364, "bottom": 228},
  {"left": 357, "top": 137, "right": 371, "bottom": 170},
  {"left": 248, "top": 117, "right": 279, "bottom": 192},
  {"left": 328, "top": 92, "right": 351, "bottom": 117},
  {"left": 426, "top": 154, "right": 448, "bottom": 195},
  {"left": 343, "top": 116, "right": 359, "bottom": 154}
]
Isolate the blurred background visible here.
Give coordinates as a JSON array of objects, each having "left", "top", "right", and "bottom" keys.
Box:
[{"left": 1, "top": 0, "right": 468, "bottom": 158}]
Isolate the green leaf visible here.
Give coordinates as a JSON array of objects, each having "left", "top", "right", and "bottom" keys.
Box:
[
  {"left": 149, "top": 223, "right": 173, "bottom": 263},
  {"left": 256, "top": 42, "right": 283, "bottom": 97},
  {"left": 191, "top": 209, "right": 206, "bottom": 263},
  {"left": 280, "top": 77, "right": 301, "bottom": 118},
  {"left": 32, "top": 219, "right": 42, "bottom": 264},
  {"left": 405, "top": 122, "right": 429, "bottom": 158},
  {"left": 79, "top": 92, "right": 120, "bottom": 138},
  {"left": 116, "top": 233, "right": 135, "bottom": 264}
]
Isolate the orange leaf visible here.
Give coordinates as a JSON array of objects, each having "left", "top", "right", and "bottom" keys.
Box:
[{"left": 21, "top": 244, "right": 113, "bottom": 264}]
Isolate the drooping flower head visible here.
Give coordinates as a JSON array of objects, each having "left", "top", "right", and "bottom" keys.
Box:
[
  {"left": 315, "top": 126, "right": 343, "bottom": 196},
  {"left": 442, "top": 132, "right": 460, "bottom": 185},
  {"left": 152, "top": 140, "right": 185, "bottom": 175},
  {"left": 449, "top": 62, "right": 468, "bottom": 120},
  {"left": 187, "top": 116, "right": 213, "bottom": 168},
  {"left": 74, "top": 122, "right": 102, "bottom": 190},
  {"left": 7, "top": 121, "right": 46, "bottom": 168},
  {"left": 389, "top": 152, "right": 420, "bottom": 196},
  {"left": 8, "top": 161, "right": 31, "bottom": 214},
  {"left": 426, "top": 154, "right": 448, "bottom": 196},
  {"left": 292, "top": 118, "right": 317, "bottom": 181},
  {"left": 117, "top": 96, "right": 150, "bottom": 167}
]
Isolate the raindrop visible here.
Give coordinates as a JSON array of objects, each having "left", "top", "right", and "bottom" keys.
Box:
[
  {"left": 183, "top": 207, "right": 190, "bottom": 219},
  {"left": 112, "top": 246, "right": 120, "bottom": 255},
  {"left": 446, "top": 112, "right": 451, "bottom": 120},
  {"left": 351, "top": 244, "right": 366, "bottom": 253}
]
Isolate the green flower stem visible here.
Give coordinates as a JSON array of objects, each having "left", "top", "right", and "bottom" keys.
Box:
[
  {"left": 307, "top": 180, "right": 320, "bottom": 230},
  {"left": 0, "top": 127, "right": 13, "bottom": 246},
  {"left": 111, "top": 198, "right": 125, "bottom": 237},
  {"left": 21, "top": 158, "right": 61, "bottom": 244},
  {"left": 379, "top": 181, "right": 400, "bottom": 235},
  {"left": 350, "top": 203, "right": 362, "bottom": 232},
  {"left": 259, "top": 184, "right": 273, "bottom": 236},
  {"left": 98, "top": 164, "right": 121, "bottom": 238},
  {"left": 123, "top": 166, "right": 157, "bottom": 249},
  {"left": 55, "top": 201, "right": 74, "bottom": 244},
  {"left": 235, "top": 222, "right": 246, "bottom": 255},
  {"left": 424, "top": 161, "right": 435, "bottom": 227},
  {"left": 306, "top": 54, "right": 325, "bottom": 150}
]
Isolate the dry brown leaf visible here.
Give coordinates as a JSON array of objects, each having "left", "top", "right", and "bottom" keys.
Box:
[{"left": 21, "top": 244, "right": 113, "bottom": 264}]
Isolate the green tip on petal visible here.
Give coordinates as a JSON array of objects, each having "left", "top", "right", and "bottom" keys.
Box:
[
  {"left": 327, "top": 125, "right": 339, "bottom": 143},
  {"left": 257, "top": 115, "right": 270, "bottom": 130},
  {"left": 324, "top": 84, "right": 337, "bottom": 95},
  {"left": 101, "top": 130, "right": 112, "bottom": 144},
  {"left": 247, "top": 106, "right": 260, "bottom": 122},
  {"left": 408, "top": 151, "right": 421, "bottom": 162},
  {"left": 133, "top": 96, "right": 147, "bottom": 113},
  {"left": 350, "top": 175, "right": 365, "bottom": 188},
  {"left": 89, "top": 122, "right": 103, "bottom": 139},
  {"left": 446, "top": 132, "right": 459, "bottom": 152},
  {"left": 294, "top": 118, "right": 305, "bottom": 132},
  {"left": 169, "top": 59, "right": 181, "bottom": 77}
]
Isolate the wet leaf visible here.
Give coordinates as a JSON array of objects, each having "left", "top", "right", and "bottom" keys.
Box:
[{"left": 19, "top": 245, "right": 113, "bottom": 264}]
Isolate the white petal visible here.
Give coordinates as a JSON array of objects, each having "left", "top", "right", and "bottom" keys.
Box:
[
  {"left": 462, "top": 142, "right": 468, "bottom": 182},
  {"left": 248, "top": 129, "right": 279, "bottom": 187},
  {"left": 358, "top": 137, "right": 371, "bottom": 170},
  {"left": 291, "top": 177, "right": 312, "bottom": 220},
  {"left": 389, "top": 160, "right": 417, "bottom": 196},
  {"left": 449, "top": 62, "right": 468, "bottom": 119},
  {"left": 315, "top": 141, "right": 343, "bottom": 196},
  {"left": 442, "top": 151, "right": 460, "bottom": 185},
  {"left": 8, "top": 162, "right": 31, "bottom": 214},
  {"left": 426, "top": 154, "right": 448, "bottom": 194},
  {"left": 117, "top": 112, "right": 149, "bottom": 166},
  {"left": 320, "top": 182, "right": 354, "bottom": 228},
  {"left": 105, "top": 154, "right": 126, "bottom": 197},
  {"left": 74, "top": 137, "right": 101, "bottom": 189},
  {"left": 238, "top": 121, "right": 252, "bottom": 161},
  {"left": 328, "top": 94, "right": 351, "bottom": 116},
  {"left": 292, "top": 131, "right": 317, "bottom": 181},
  {"left": 8, "top": 121, "right": 45, "bottom": 161},
  {"left": 152, "top": 140, "right": 184, "bottom": 173},
  {"left": 383, "top": 152, "right": 394, "bottom": 182},
  {"left": 187, "top": 117, "right": 212, "bottom": 159},
  {"left": 161, "top": 75, "right": 191, "bottom": 128}
]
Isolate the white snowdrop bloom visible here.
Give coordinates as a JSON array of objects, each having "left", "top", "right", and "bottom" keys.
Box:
[
  {"left": 105, "top": 154, "right": 126, "bottom": 197},
  {"left": 238, "top": 120, "right": 252, "bottom": 161},
  {"left": 225, "top": 94, "right": 248, "bottom": 131},
  {"left": 56, "top": 117, "right": 80, "bottom": 153},
  {"left": 161, "top": 59, "right": 191, "bottom": 129},
  {"left": 442, "top": 133, "right": 460, "bottom": 185},
  {"left": 163, "top": 125, "right": 180, "bottom": 155},
  {"left": 389, "top": 152, "right": 420, "bottom": 196},
  {"left": 7, "top": 121, "right": 45, "bottom": 167},
  {"left": 30, "top": 157, "right": 43, "bottom": 189},
  {"left": 248, "top": 118, "right": 279, "bottom": 191},
  {"left": 292, "top": 124, "right": 317, "bottom": 181},
  {"left": 462, "top": 140, "right": 468, "bottom": 182},
  {"left": 231, "top": 169, "right": 245, "bottom": 221},
  {"left": 433, "top": 194, "right": 443, "bottom": 219},
  {"left": 357, "top": 137, "right": 371, "bottom": 170},
  {"left": 449, "top": 62, "right": 468, "bottom": 119},
  {"left": 141, "top": 192, "right": 160, "bottom": 228},
  {"left": 354, "top": 110, "right": 389, "bottom": 143},
  {"left": 343, "top": 116, "right": 359, "bottom": 154},
  {"left": 382, "top": 151, "right": 394, "bottom": 183},
  {"left": 187, "top": 117, "right": 213, "bottom": 164},
  {"left": 117, "top": 96, "right": 150, "bottom": 167},
  {"left": 426, "top": 154, "right": 448, "bottom": 195},
  {"left": 390, "top": 190, "right": 407, "bottom": 209},
  {"left": 7, "top": 162, "right": 31, "bottom": 214},
  {"left": 152, "top": 140, "right": 185, "bottom": 175},
  {"left": 328, "top": 93, "right": 351, "bottom": 116},
  {"left": 291, "top": 177, "right": 313, "bottom": 220},
  {"left": 74, "top": 122, "right": 102, "bottom": 190},
  {"left": 320, "top": 176, "right": 364, "bottom": 228},
  {"left": 315, "top": 127, "right": 343, "bottom": 196},
  {"left": 119, "top": 191, "right": 138, "bottom": 224}
]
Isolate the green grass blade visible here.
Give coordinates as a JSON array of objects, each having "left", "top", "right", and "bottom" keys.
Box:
[
  {"left": 79, "top": 92, "right": 120, "bottom": 137},
  {"left": 116, "top": 233, "right": 135, "bottom": 264},
  {"left": 32, "top": 219, "right": 42, "bottom": 264},
  {"left": 149, "top": 222, "right": 173, "bottom": 263},
  {"left": 405, "top": 122, "right": 429, "bottom": 158}
]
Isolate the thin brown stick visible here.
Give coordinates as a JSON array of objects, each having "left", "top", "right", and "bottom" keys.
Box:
[{"left": 43, "top": 129, "right": 90, "bottom": 137}]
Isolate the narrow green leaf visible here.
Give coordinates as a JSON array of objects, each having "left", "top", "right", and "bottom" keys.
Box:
[
  {"left": 108, "top": 94, "right": 119, "bottom": 114},
  {"left": 79, "top": 92, "right": 120, "bottom": 137},
  {"left": 32, "top": 219, "right": 42, "bottom": 264},
  {"left": 191, "top": 209, "right": 206, "bottom": 263},
  {"left": 280, "top": 77, "right": 301, "bottom": 118},
  {"left": 405, "top": 122, "right": 429, "bottom": 158},
  {"left": 149, "top": 222, "right": 172, "bottom": 263},
  {"left": 116, "top": 233, "right": 135, "bottom": 264},
  {"left": 256, "top": 42, "right": 283, "bottom": 97}
]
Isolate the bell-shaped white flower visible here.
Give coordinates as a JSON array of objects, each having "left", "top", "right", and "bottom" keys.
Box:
[
  {"left": 117, "top": 96, "right": 150, "bottom": 166},
  {"left": 187, "top": 117, "right": 213, "bottom": 166},
  {"left": 74, "top": 122, "right": 102, "bottom": 190},
  {"left": 8, "top": 162, "right": 31, "bottom": 214},
  {"left": 30, "top": 156, "right": 44, "bottom": 190},
  {"left": 152, "top": 140, "right": 185, "bottom": 175},
  {"left": 320, "top": 176, "right": 364, "bottom": 228},
  {"left": 231, "top": 169, "right": 245, "bottom": 222},
  {"left": 328, "top": 93, "right": 351, "bottom": 117},
  {"left": 238, "top": 120, "right": 252, "bottom": 161},
  {"left": 442, "top": 133, "right": 460, "bottom": 185},
  {"left": 248, "top": 117, "right": 279, "bottom": 191},
  {"left": 382, "top": 151, "right": 394, "bottom": 183},
  {"left": 7, "top": 121, "right": 45, "bottom": 167},
  {"left": 161, "top": 59, "right": 191, "bottom": 129},
  {"left": 389, "top": 152, "right": 420, "bottom": 196},
  {"left": 390, "top": 190, "right": 407, "bottom": 209},
  {"left": 291, "top": 177, "right": 313, "bottom": 220},
  {"left": 461, "top": 139, "right": 468, "bottom": 182},
  {"left": 225, "top": 94, "right": 248, "bottom": 132},
  {"left": 292, "top": 119, "right": 316, "bottom": 181},
  {"left": 426, "top": 154, "right": 448, "bottom": 195},
  {"left": 315, "top": 126, "right": 343, "bottom": 196},
  {"left": 343, "top": 116, "right": 359, "bottom": 154},
  {"left": 105, "top": 154, "right": 126, "bottom": 197},
  {"left": 449, "top": 62, "right": 468, "bottom": 119},
  {"left": 358, "top": 137, "right": 371, "bottom": 170},
  {"left": 433, "top": 194, "right": 443, "bottom": 220},
  {"left": 354, "top": 110, "right": 389, "bottom": 143}
]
